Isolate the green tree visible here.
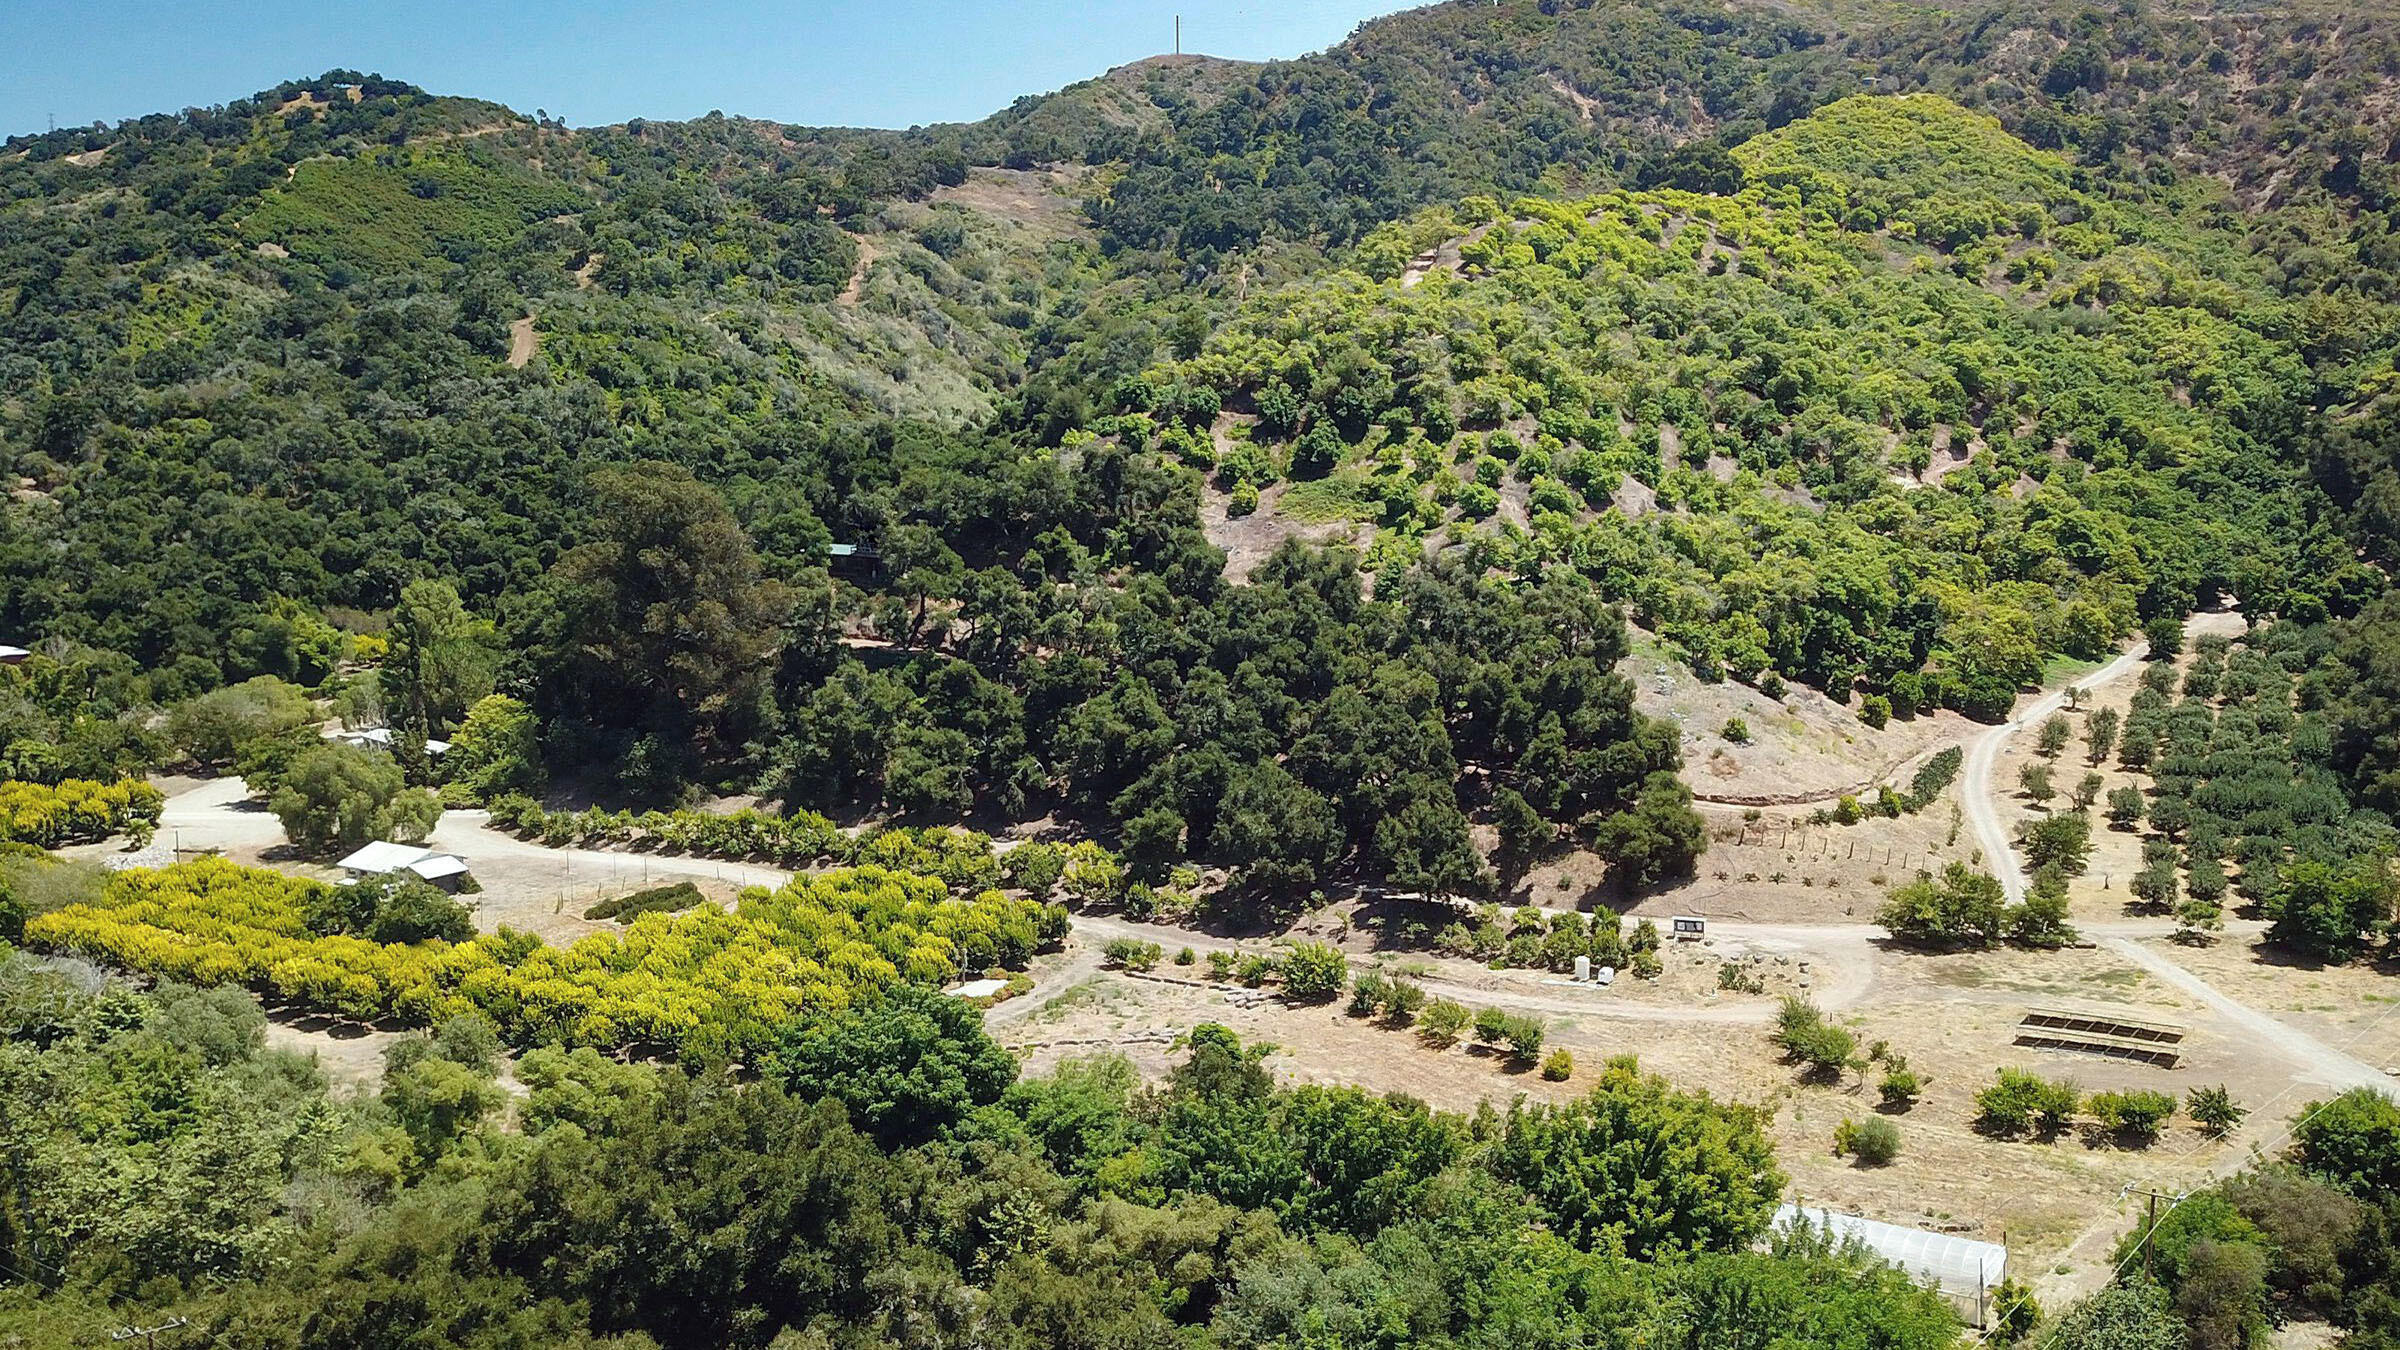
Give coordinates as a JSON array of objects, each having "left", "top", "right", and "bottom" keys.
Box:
[
  {"left": 1585, "top": 772, "right": 1707, "bottom": 890},
  {"left": 2107, "top": 785, "right": 2147, "bottom": 828},
  {"left": 1488, "top": 1055, "right": 1784, "bottom": 1258},
  {"left": 2144, "top": 615, "right": 2186, "bottom": 660},
  {"left": 382, "top": 580, "right": 500, "bottom": 737},
  {"left": 2188, "top": 1085, "right": 2246, "bottom": 1139},
  {"left": 2008, "top": 866, "right": 2079, "bottom": 948},
  {"left": 1493, "top": 786, "right": 1551, "bottom": 865},
  {"left": 2087, "top": 706, "right": 2121, "bottom": 765},
  {"left": 2036, "top": 714, "right": 2072, "bottom": 758},
  {"left": 535, "top": 462, "right": 796, "bottom": 761},
  {"left": 2021, "top": 811, "right": 2094, "bottom": 874},
  {"left": 268, "top": 742, "right": 442, "bottom": 856},
  {"left": 2045, "top": 1282, "right": 2184, "bottom": 1350},
  {"left": 1876, "top": 863, "right": 2007, "bottom": 948},
  {"left": 1279, "top": 942, "right": 1349, "bottom": 1001},
  {"left": 2289, "top": 1087, "right": 2400, "bottom": 1199},
  {"left": 2266, "top": 856, "right": 2397, "bottom": 963},
  {"left": 1976, "top": 1067, "right": 2078, "bottom": 1138},
  {"left": 368, "top": 877, "right": 475, "bottom": 944},
  {"left": 163, "top": 676, "right": 315, "bottom": 770},
  {"left": 383, "top": 1039, "right": 504, "bottom": 1171},
  {"left": 445, "top": 694, "right": 545, "bottom": 799},
  {"left": 773, "top": 984, "right": 1016, "bottom": 1147},
  {"left": 2088, "top": 1089, "right": 2177, "bottom": 1145}
]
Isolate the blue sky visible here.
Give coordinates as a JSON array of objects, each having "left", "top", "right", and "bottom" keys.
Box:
[{"left": 0, "top": 1, "right": 1410, "bottom": 138}]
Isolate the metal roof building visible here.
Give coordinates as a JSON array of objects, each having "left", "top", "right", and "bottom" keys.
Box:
[{"left": 334, "top": 841, "right": 471, "bottom": 884}]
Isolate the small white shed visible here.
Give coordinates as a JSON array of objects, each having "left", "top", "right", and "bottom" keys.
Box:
[{"left": 335, "top": 841, "right": 471, "bottom": 888}]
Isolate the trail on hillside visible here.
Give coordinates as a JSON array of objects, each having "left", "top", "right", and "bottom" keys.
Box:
[
  {"left": 505, "top": 316, "right": 538, "bottom": 368},
  {"left": 1964, "top": 646, "right": 2147, "bottom": 903}
]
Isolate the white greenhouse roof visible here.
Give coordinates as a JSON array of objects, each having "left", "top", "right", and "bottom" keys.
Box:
[
  {"left": 328, "top": 727, "right": 451, "bottom": 754},
  {"left": 1773, "top": 1204, "right": 2006, "bottom": 1297},
  {"left": 335, "top": 842, "right": 469, "bottom": 881},
  {"left": 948, "top": 978, "right": 1008, "bottom": 999}
]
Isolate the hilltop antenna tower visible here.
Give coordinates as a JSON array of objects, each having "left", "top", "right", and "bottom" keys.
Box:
[{"left": 1175, "top": 15, "right": 1181, "bottom": 54}]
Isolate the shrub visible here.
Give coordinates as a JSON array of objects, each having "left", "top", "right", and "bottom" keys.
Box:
[
  {"left": 2088, "top": 1089, "right": 2176, "bottom": 1145},
  {"left": 1473, "top": 1005, "right": 1510, "bottom": 1044},
  {"left": 1173, "top": 946, "right": 1195, "bottom": 965},
  {"left": 585, "top": 881, "right": 705, "bottom": 922},
  {"left": 1501, "top": 1014, "right": 1546, "bottom": 1063},
  {"left": 1419, "top": 998, "right": 1470, "bottom": 1044},
  {"left": 1783, "top": 1021, "right": 1857, "bottom": 1077},
  {"left": 1721, "top": 717, "right": 1751, "bottom": 744},
  {"left": 1977, "top": 1068, "right": 2079, "bottom": 1137},
  {"left": 1348, "top": 969, "right": 1390, "bottom": 1017},
  {"left": 1102, "top": 938, "right": 1163, "bottom": 971},
  {"left": 1878, "top": 1068, "right": 1922, "bottom": 1107},
  {"left": 2188, "top": 1085, "right": 2246, "bottom": 1139},
  {"left": 1541, "top": 1048, "right": 1574, "bottom": 1081},
  {"left": 1835, "top": 1115, "right": 1902, "bottom": 1165},
  {"left": 1279, "top": 941, "right": 1348, "bottom": 1000}
]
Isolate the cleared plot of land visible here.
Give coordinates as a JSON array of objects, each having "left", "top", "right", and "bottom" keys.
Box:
[
  {"left": 926, "top": 166, "right": 1093, "bottom": 242},
  {"left": 1200, "top": 480, "right": 1375, "bottom": 584}
]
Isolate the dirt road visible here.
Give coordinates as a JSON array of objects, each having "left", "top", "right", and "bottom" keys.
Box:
[
  {"left": 427, "top": 809, "right": 795, "bottom": 890},
  {"left": 2103, "top": 937, "right": 2394, "bottom": 1096},
  {"left": 158, "top": 775, "right": 286, "bottom": 855},
  {"left": 1965, "top": 646, "right": 2148, "bottom": 903}
]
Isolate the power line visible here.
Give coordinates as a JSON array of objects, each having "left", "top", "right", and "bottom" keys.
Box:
[{"left": 110, "top": 1317, "right": 188, "bottom": 1348}]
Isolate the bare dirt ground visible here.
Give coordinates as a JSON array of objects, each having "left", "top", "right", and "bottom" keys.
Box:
[
  {"left": 836, "top": 236, "right": 878, "bottom": 307},
  {"left": 505, "top": 315, "right": 539, "bottom": 368},
  {"left": 424, "top": 809, "right": 784, "bottom": 946},
  {"left": 263, "top": 1006, "right": 401, "bottom": 1098},
  {"left": 1624, "top": 632, "right": 1973, "bottom": 804},
  {"left": 1199, "top": 481, "right": 1374, "bottom": 583}
]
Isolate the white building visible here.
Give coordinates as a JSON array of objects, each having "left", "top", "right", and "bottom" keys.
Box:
[
  {"left": 334, "top": 841, "right": 471, "bottom": 888},
  {"left": 1773, "top": 1203, "right": 2008, "bottom": 1325},
  {"left": 328, "top": 726, "right": 452, "bottom": 756}
]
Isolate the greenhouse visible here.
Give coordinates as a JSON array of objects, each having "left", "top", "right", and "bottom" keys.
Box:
[{"left": 1772, "top": 1204, "right": 2008, "bottom": 1324}]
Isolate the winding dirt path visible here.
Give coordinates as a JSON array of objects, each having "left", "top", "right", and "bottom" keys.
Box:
[
  {"left": 2101, "top": 937, "right": 2393, "bottom": 1096},
  {"left": 505, "top": 316, "right": 539, "bottom": 368},
  {"left": 1964, "top": 645, "right": 2147, "bottom": 903}
]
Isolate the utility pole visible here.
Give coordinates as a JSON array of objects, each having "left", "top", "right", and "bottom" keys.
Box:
[
  {"left": 2120, "top": 1185, "right": 2186, "bottom": 1283},
  {"left": 1175, "top": 14, "right": 1181, "bottom": 55},
  {"left": 111, "top": 1317, "right": 187, "bottom": 1348}
]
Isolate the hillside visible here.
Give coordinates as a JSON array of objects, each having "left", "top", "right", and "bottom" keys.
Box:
[{"left": 3, "top": 3, "right": 2400, "bottom": 1349}]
